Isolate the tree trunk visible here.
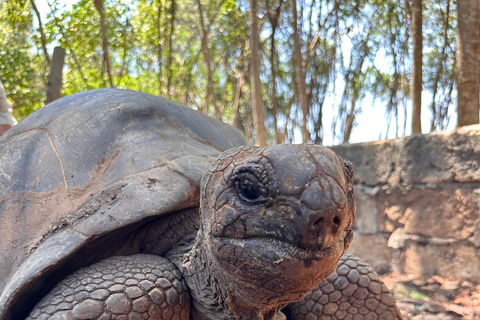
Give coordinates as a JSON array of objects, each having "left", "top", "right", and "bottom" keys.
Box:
[
  {"left": 30, "top": 0, "right": 50, "bottom": 68},
  {"left": 456, "top": 0, "right": 480, "bottom": 126},
  {"left": 269, "top": 1, "right": 281, "bottom": 144},
  {"left": 166, "top": 0, "right": 176, "bottom": 98},
  {"left": 94, "top": 0, "right": 114, "bottom": 88},
  {"left": 232, "top": 69, "right": 245, "bottom": 131},
  {"left": 343, "top": 94, "right": 358, "bottom": 144},
  {"left": 48, "top": 1, "right": 89, "bottom": 88},
  {"left": 282, "top": 95, "right": 295, "bottom": 143},
  {"left": 46, "top": 47, "right": 66, "bottom": 104},
  {"left": 196, "top": 0, "right": 220, "bottom": 118},
  {"left": 411, "top": 0, "right": 422, "bottom": 134},
  {"left": 156, "top": 0, "right": 164, "bottom": 96},
  {"left": 292, "top": 0, "right": 310, "bottom": 143},
  {"left": 249, "top": 0, "right": 267, "bottom": 146},
  {"left": 430, "top": 0, "right": 451, "bottom": 131}
]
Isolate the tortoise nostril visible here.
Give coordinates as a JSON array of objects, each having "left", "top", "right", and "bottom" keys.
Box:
[
  {"left": 312, "top": 215, "right": 341, "bottom": 229},
  {"left": 333, "top": 216, "right": 341, "bottom": 227},
  {"left": 313, "top": 217, "right": 324, "bottom": 227}
]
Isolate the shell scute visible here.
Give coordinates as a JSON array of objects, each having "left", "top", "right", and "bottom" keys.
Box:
[{"left": 0, "top": 89, "right": 247, "bottom": 320}]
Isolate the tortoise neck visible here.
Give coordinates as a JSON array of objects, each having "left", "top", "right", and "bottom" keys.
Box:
[
  {"left": 140, "top": 207, "right": 200, "bottom": 256},
  {"left": 181, "top": 231, "right": 279, "bottom": 320},
  {"left": 181, "top": 232, "right": 233, "bottom": 319}
]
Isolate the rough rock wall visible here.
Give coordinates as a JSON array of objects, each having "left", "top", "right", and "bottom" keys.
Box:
[{"left": 330, "top": 125, "right": 480, "bottom": 281}]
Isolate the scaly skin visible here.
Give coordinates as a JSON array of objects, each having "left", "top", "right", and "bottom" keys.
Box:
[
  {"left": 26, "top": 253, "right": 403, "bottom": 320},
  {"left": 285, "top": 253, "right": 403, "bottom": 319},
  {"left": 25, "top": 145, "right": 402, "bottom": 320},
  {"left": 26, "top": 255, "right": 189, "bottom": 320}
]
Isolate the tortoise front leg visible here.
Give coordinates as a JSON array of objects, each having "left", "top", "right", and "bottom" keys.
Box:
[
  {"left": 26, "top": 254, "right": 190, "bottom": 320},
  {"left": 284, "top": 253, "right": 403, "bottom": 320}
]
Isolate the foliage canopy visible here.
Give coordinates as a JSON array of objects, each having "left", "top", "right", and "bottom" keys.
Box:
[{"left": 0, "top": 0, "right": 465, "bottom": 144}]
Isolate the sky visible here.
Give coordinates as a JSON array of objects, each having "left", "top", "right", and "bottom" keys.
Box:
[{"left": 34, "top": 1, "right": 458, "bottom": 146}]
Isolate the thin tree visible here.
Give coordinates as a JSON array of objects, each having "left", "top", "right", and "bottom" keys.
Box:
[
  {"left": 196, "top": 0, "right": 220, "bottom": 118},
  {"left": 292, "top": 0, "right": 309, "bottom": 143},
  {"left": 430, "top": 0, "right": 451, "bottom": 130},
  {"left": 456, "top": 0, "right": 480, "bottom": 126},
  {"left": 268, "top": 0, "right": 282, "bottom": 144},
  {"left": 249, "top": 0, "right": 267, "bottom": 146},
  {"left": 156, "top": 0, "right": 164, "bottom": 96},
  {"left": 232, "top": 42, "right": 248, "bottom": 132},
  {"left": 47, "top": 1, "right": 89, "bottom": 88},
  {"left": 30, "top": 0, "right": 50, "bottom": 68},
  {"left": 341, "top": 35, "right": 370, "bottom": 144},
  {"left": 46, "top": 46, "right": 66, "bottom": 104},
  {"left": 411, "top": 0, "right": 422, "bottom": 134},
  {"left": 94, "top": 0, "right": 114, "bottom": 88},
  {"left": 166, "top": 0, "right": 176, "bottom": 97},
  {"left": 232, "top": 66, "right": 246, "bottom": 131}
]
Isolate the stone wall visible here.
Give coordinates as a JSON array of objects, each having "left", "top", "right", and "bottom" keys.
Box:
[{"left": 330, "top": 125, "right": 480, "bottom": 281}]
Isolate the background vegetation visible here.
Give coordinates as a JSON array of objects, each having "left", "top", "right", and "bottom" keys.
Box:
[{"left": 0, "top": 0, "right": 478, "bottom": 145}]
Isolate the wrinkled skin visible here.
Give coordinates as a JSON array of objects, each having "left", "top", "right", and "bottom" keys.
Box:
[
  {"left": 182, "top": 145, "right": 355, "bottom": 319},
  {"left": 23, "top": 144, "right": 403, "bottom": 320},
  {"left": 1, "top": 89, "right": 403, "bottom": 320}
]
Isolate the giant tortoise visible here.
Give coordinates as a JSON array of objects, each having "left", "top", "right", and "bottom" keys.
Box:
[{"left": 0, "top": 89, "right": 402, "bottom": 319}]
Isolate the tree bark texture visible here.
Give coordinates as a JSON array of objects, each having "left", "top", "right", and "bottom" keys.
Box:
[
  {"left": 249, "top": 0, "right": 267, "bottom": 146},
  {"left": 456, "top": 0, "right": 480, "bottom": 126},
  {"left": 411, "top": 0, "right": 422, "bottom": 134},
  {"left": 430, "top": 0, "right": 451, "bottom": 131},
  {"left": 269, "top": 1, "right": 281, "bottom": 144},
  {"left": 156, "top": 0, "right": 164, "bottom": 96},
  {"left": 166, "top": 0, "right": 176, "bottom": 98},
  {"left": 343, "top": 96, "right": 358, "bottom": 144},
  {"left": 196, "top": 0, "right": 220, "bottom": 118},
  {"left": 94, "top": 0, "right": 114, "bottom": 88},
  {"left": 46, "top": 46, "right": 66, "bottom": 104},
  {"left": 292, "top": 0, "right": 310, "bottom": 143},
  {"left": 232, "top": 68, "right": 245, "bottom": 131}
]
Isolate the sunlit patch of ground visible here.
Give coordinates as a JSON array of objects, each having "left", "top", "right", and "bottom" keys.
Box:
[{"left": 381, "top": 273, "right": 480, "bottom": 320}]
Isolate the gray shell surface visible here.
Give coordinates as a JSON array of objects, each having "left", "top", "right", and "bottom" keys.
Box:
[{"left": 0, "top": 89, "right": 247, "bottom": 319}]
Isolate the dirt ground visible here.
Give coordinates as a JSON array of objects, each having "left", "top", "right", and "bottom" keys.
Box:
[{"left": 380, "top": 273, "right": 480, "bottom": 320}]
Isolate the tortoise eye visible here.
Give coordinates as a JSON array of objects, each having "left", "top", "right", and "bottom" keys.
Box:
[{"left": 234, "top": 172, "right": 269, "bottom": 204}]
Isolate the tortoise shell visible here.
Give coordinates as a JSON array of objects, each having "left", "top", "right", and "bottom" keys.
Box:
[{"left": 0, "top": 89, "right": 247, "bottom": 319}]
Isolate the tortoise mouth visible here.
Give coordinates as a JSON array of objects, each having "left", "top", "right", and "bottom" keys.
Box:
[{"left": 217, "top": 230, "right": 352, "bottom": 261}]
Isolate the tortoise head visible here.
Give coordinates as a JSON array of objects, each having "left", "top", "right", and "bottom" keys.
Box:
[{"left": 199, "top": 144, "right": 355, "bottom": 314}]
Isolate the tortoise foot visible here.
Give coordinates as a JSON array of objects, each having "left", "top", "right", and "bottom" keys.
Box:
[
  {"left": 284, "top": 253, "right": 403, "bottom": 320},
  {"left": 26, "top": 254, "right": 190, "bottom": 320}
]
